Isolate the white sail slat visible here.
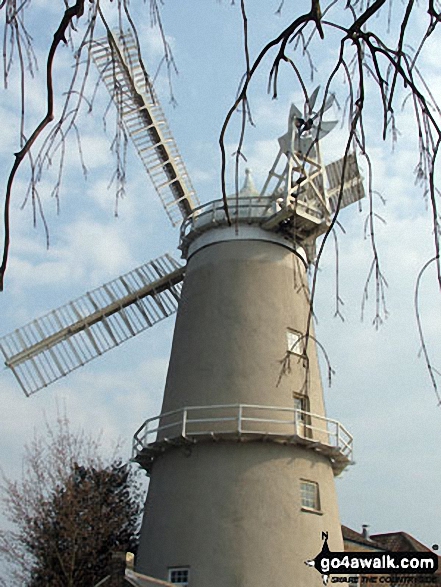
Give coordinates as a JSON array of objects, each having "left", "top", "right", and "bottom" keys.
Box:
[{"left": 325, "top": 152, "right": 365, "bottom": 213}]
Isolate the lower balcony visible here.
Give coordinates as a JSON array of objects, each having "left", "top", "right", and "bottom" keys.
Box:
[{"left": 132, "top": 403, "right": 353, "bottom": 476}]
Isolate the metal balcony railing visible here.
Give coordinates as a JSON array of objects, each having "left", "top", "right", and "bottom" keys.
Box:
[
  {"left": 179, "top": 194, "right": 328, "bottom": 254},
  {"left": 180, "top": 196, "right": 274, "bottom": 240},
  {"left": 133, "top": 404, "right": 353, "bottom": 475}
]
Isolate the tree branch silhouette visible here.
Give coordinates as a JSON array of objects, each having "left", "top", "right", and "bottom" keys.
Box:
[{"left": 0, "top": 0, "right": 86, "bottom": 291}]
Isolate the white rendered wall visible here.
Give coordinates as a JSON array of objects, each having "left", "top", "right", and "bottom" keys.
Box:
[{"left": 135, "top": 236, "right": 344, "bottom": 586}]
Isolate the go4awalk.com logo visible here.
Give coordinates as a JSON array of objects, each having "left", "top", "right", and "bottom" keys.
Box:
[{"left": 305, "top": 532, "right": 438, "bottom": 586}]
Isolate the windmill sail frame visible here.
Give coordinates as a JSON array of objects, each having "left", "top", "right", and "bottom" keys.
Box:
[
  {"left": 90, "top": 30, "right": 200, "bottom": 226},
  {"left": 0, "top": 254, "right": 184, "bottom": 396},
  {"left": 325, "top": 152, "right": 365, "bottom": 212}
]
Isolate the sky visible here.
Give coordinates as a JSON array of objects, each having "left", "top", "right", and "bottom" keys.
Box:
[{"left": 0, "top": 0, "right": 440, "bottom": 580}]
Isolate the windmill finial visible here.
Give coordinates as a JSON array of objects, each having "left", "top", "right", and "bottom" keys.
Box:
[{"left": 239, "top": 168, "right": 258, "bottom": 198}]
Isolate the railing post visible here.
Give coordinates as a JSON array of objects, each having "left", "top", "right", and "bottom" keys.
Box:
[
  {"left": 144, "top": 420, "right": 149, "bottom": 446},
  {"left": 336, "top": 422, "right": 340, "bottom": 449},
  {"left": 238, "top": 405, "right": 242, "bottom": 435},
  {"left": 294, "top": 409, "right": 298, "bottom": 437},
  {"left": 182, "top": 409, "right": 187, "bottom": 438}
]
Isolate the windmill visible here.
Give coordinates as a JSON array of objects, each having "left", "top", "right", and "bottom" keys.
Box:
[{"left": 0, "top": 30, "right": 364, "bottom": 587}]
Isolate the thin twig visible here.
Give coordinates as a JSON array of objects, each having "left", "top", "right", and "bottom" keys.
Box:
[{"left": 0, "top": 0, "right": 86, "bottom": 291}]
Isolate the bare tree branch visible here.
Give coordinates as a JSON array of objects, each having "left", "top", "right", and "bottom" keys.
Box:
[
  {"left": 415, "top": 256, "right": 441, "bottom": 405},
  {"left": 218, "top": 0, "right": 441, "bottom": 401},
  {"left": 0, "top": 0, "right": 87, "bottom": 291}
]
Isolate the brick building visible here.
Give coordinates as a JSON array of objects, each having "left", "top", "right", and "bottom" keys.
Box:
[{"left": 342, "top": 525, "right": 440, "bottom": 586}]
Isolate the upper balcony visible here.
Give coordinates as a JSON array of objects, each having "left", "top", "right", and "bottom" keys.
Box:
[
  {"left": 179, "top": 195, "right": 328, "bottom": 260},
  {"left": 133, "top": 403, "right": 353, "bottom": 476}
]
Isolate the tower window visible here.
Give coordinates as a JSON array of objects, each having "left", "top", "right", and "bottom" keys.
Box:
[
  {"left": 287, "top": 329, "right": 303, "bottom": 355},
  {"left": 294, "top": 395, "right": 312, "bottom": 438},
  {"left": 293, "top": 394, "right": 307, "bottom": 418},
  {"left": 168, "top": 567, "right": 189, "bottom": 585},
  {"left": 300, "top": 480, "right": 320, "bottom": 511}
]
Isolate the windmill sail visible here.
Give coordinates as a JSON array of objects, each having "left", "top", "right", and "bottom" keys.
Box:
[
  {"left": 325, "top": 152, "right": 365, "bottom": 213},
  {"left": 0, "top": 254, "right": 184, "bottom": 396},
  {"left": 90, "top": 31, "right": 199, "bottom": 226}
]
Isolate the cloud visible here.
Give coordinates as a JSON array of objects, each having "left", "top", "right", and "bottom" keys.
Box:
[{"left": 6, "top": 217, "right": 135, "bottom": 293}]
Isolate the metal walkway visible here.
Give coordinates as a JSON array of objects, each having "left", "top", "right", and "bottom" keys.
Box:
[{"left": 133, "top": 403, "right": 353, "bottom": 476}]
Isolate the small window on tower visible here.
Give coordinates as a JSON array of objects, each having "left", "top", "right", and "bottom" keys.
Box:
[
  {"left": 294, "top": 395, "right": 312, "bottom": 438},
  {"left": 300, "top": 480, "right": 321, "bottom": 512},
  {"left": 293, "top": 394, "right": 308, "bottom": 421},
  {"left": 287, "top": 329, "right": 303, "bottom": 355},
  {"left": 168, "top": 567, "right": 190, "bottom": 586}
]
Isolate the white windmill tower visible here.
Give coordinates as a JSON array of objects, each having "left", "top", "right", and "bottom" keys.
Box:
[{"left": 0, "top": 31, "right": 364, "bottom": 587}]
